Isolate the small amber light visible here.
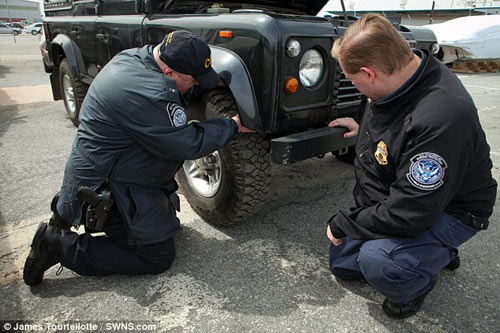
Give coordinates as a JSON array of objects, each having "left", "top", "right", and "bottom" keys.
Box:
[
  {"left": 219, "top": 30, "right": 233, "bottom": 38},
  {"left": 284, "top": 77, "right": 298, "bottom": 94}
]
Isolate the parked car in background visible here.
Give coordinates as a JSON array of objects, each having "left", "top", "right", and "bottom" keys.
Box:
[
  {"left": 6, "top": 22, "right": 25, "bottom": 29},
  {"left": 0, "top": 22, "right": 21, "bottom": 35},
  {"left": 23, "top": 22, "right": 42, "bottom": 35}
]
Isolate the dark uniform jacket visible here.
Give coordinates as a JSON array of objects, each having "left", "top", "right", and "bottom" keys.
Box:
[
  {"left": 57, "top": 45, "right": 237, "bottom": 245},
  {"left": 329, "top": 50, "right": 497, "bottom": 240}
]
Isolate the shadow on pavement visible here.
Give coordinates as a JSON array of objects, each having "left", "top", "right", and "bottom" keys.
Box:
[{"left": 29, "top": 223, "right": 345, "bottom": 319}]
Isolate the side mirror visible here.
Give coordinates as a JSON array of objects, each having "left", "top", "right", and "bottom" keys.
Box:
[
  {"left": 135, "top": 0, "right": 143, "bottom": 13},
  {"left": 143, "top": 0, "right": 153, "bottom": 14},
  {"left": 94, "top": 0, "right": 101, "bottom": 16}
]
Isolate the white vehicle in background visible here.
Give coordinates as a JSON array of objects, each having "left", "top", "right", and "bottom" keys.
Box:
[
  {"left": 23, "top": 22, "right": 42, "bottom": 35},
  {"left": 425, "top": 15, "right": 500, "bottom": 63}
]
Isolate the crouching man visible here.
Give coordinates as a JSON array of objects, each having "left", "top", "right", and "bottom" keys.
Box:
[{"left": 326, "top": 14, "right": 496, "bottom": 318}]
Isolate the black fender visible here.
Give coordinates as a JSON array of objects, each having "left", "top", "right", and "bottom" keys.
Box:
[
  {"left": 401, "top": 25, "right": 438, "bottom": 53},
  {"left": 209, "top": 46, "right": 262, "bottom": 132},
  {"left": 50, "top": 34, "right": 87, "bottom": 78}
]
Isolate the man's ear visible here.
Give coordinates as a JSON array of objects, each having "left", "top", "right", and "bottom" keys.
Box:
[{"left": 359, "top": 66, "right": 376, "bottom": 83}]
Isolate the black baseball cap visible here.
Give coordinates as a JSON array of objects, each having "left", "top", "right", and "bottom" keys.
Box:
[{"left": 158, "top": 30, "right": 220, "bottom": 89}]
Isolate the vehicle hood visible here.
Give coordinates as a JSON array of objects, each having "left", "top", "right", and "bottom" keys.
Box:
[
  {"left": 246, "top": 0, "right": 328, "bottom": 14},
  {"left": 192, "top": 1, "right": 329, "bottom": 15}
]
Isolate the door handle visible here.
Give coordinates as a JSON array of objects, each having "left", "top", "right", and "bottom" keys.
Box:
[
  {"left": 70, "top": 28, "right": 80, "bottom": 39},
  {"left": 96, "top": 33, "right": 109, "bottom": 43}
]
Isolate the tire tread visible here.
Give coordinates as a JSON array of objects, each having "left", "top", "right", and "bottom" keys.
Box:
[{"left": 180, "top": 88, "right": 271, "bottom": 226}]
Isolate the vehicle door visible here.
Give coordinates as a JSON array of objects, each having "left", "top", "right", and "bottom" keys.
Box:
[
  {"left": 0, "top": 23, "right": 8, "bottom": 33},
  {"left": 0, "top": 23, "right": 14, "bottom": 34},
  {"left": 70, "top": 1, "right": 99, "bottom": 78},
  {"left": 95, "top": 0, "right": 143, "bottom": 67}
]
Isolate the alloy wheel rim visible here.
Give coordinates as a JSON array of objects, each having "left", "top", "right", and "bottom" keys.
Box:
[
  {"left": 62, "top": 74, "right": 76, "bottom": 116},
  {"left": 183, "top": 151, "right": 222, "bottom": 198}
]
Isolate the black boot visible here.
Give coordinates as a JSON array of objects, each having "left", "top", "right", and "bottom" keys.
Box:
[
  {"left": 23, "top": 222, "right": 63, "bottom": 286},
  {"left": 382, "top": 276, "right": 437, "bottom": 319}
]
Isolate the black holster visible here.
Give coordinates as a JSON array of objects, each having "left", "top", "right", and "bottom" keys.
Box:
[{"left": 77, "top": 186, "right": 114, "bottom": 232}]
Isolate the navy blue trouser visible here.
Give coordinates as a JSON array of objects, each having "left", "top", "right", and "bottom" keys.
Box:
[
  {"left": 329, "top": 213, "right": 477, "bottom": 303},
  {"left": 59, "top": 208, "right": 176, "bottom": 276}
]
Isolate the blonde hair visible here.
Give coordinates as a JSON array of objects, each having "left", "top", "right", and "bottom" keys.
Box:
[{"left": 331, "top": 13, "right": 414, "bottom": 75}]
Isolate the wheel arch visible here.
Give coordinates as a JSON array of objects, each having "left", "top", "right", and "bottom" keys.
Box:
[
  {"left": 50, "top": 34, "right": 87, "bottom": 78},
  {"left": 48, "top": 34, "right": 87, "bottom": 100},
  {"left": 209, "top": 46, "right": 262, "bottom": 132}
]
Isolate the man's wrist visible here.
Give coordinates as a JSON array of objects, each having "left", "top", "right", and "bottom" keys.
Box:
[{"left": 328, "top": 220, "right": 345, "bottom": 239}]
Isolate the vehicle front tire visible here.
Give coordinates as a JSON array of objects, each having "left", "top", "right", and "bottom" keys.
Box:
[
  {"left": 31, "top": 30, "right": 37, "bottom": 35},
  {"left": 59, "top": 59, "right": 88, "bottom": 127},
  {"left": 176, "top": 88, "right": 271, "bottom": 226}
]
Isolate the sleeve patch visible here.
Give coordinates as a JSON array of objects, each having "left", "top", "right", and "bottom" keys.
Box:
[
  {"left": 166, "top": 102, "right": 187, "bottom": 127},
  {"left": 406, "top": 152, "right": 447, "bottom": 190}
]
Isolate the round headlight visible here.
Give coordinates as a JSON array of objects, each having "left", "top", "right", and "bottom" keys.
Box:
[
  {"left": 286, "top": 39, "right": 301, "bottom": 57},
  {"left": 299, "top": 49, "right": 323, "bottom": 87},
  {"left": 431, "top": 43, "right": 440, "bottom": 55}
]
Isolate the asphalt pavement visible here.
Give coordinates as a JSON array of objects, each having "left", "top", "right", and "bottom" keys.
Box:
[{"left": 1, "top": 35, "right": 499, "bottom": 332}]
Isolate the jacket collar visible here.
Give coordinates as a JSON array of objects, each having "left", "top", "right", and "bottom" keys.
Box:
[
  {"left": 372, "top": 49, "right": 432, "bottom": 109},
  {"left": 139, "top": 45, "right": 163, "bottom": 73}
]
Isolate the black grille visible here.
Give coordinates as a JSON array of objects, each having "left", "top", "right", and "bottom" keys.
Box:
[{"left": 332, "top": 65, "right": 362, "bottom": 110}]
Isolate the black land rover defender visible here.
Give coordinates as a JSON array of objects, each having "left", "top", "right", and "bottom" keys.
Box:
[{"left": 40, "top": 0, "right": 438, "bottom": 226}]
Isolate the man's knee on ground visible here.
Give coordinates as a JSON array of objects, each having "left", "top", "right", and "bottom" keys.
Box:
[
  {"left": 137, "top": 237, "right": 176, "bottom": 275},
  {"left": 143, "top": 250, "right": 176, "bottom": 275},
  {"left": 147, "top": 259, "right": 174, "bottom": 274}
]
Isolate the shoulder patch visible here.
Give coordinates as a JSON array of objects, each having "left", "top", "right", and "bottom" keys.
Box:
[
  {"left": 407, "top": 152, "right": 447, "bottom": 190},
  {"left": 166, "top": 102, "right": 187, "bottom": 127}
]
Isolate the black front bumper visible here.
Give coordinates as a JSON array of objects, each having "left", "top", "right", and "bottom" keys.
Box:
[{"left": 270, "top": 127, "right": 356, "bottom": 164}]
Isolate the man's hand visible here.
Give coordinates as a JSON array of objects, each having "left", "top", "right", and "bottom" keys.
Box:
[
  {"left": 232, "top": 115, "right": 255, "bottom": 133},
  {"left": 327, "top": 225, "right": 342, "bottom": 246},
  {"left": 328, "top": 117, "right": 359, "bottom": 138}
]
